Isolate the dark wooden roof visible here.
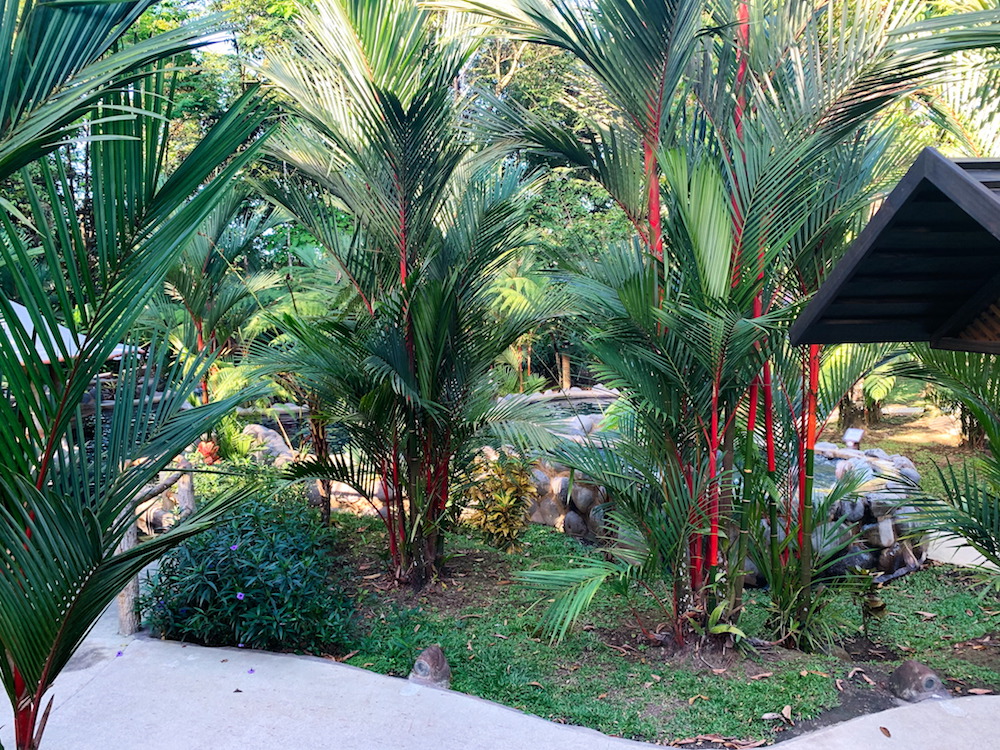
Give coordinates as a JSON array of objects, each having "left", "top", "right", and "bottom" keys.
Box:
[{"left": 789, "top": 147, "right": 1000, "bottom": 355}]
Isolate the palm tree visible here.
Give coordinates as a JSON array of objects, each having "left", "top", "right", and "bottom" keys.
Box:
[
  {"left": 259, "top": 0, "right": 557, "bottom": 585},
  {"left": 0, "top": 58, "right": 272, "bottom": 749}
]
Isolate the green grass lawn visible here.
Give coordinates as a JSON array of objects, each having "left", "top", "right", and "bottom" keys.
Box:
[{"left": 336, "top": 516, "right": 1000, "bottom": 746}]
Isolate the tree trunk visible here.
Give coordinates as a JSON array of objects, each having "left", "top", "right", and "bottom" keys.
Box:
[{"left": 559, "top": 353, "right": 571, "bottom": 390}]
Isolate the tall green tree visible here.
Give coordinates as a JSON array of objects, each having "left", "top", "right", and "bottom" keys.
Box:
[{"left": 259, "top": 0, "right": 557, "bottom": 585}]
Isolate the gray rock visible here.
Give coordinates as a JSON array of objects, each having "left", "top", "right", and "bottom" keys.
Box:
[
  {"left": 837, "top": 498, "right": 866, "bottom": 523},
  {"left": 869, "top": 492, "right": 907, "bottom": 518},
  {"left": 865, "top": 448, "right": 890, "bottom": 459},
  {"left": 549, "top": 476, "right": 569, "bottom": 506},
  {"left": 742, "top": 558, "right": 767, "bottom": 588},
  {"left": 408, "top": 645, "right": 451, "bottom": 690},
  {"left": 242, "top": 424, "right": 295, "bottom": 467},
  {"left": 861, "top": 523, "right": 882, "bottom": 548},
  {"left": 837, "top": 457, "right": 875, "bottom": 482},
  {"left": 585, "top": 503, "right": 607, "bottom": 536},
  {"left": 891, "top": 455, "right": 917, "bottom": 472},
  {"left": 878, "top": 543, "right": 904, "bottom": 572},
  {"left": 889, "top": 660, "right": 949, "bottom": 702},
  {"left": 570, "top": 484, "right": 600, "bottom": 514},
  {"left": 877, "top": 517, "right": 896, "bottom": 548},
  {"left": 563, "top": 510, "right": 588, "bottom": 538},
  {"left": 899, "top": 466, "right": 922, "bottom": 485},
  {"left": 530, "top": 497, "right": 565, "bottom": 527},
  {"left": 531, "top": 468, "right": 551, "bottom": 497},
  {"left": 815, "top": 441, "right": 839, "bottom": 452}
]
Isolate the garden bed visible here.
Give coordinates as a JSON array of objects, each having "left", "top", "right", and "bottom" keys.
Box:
[{"left": 336, "top": 516, "right": 1000, "bottom": 747}]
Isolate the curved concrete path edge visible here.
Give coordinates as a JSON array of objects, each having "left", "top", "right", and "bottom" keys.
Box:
[{"left": 3, "top": 606, "right": 999, "bottom": 749}]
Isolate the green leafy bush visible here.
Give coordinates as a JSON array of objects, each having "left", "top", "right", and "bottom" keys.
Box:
[
  {"left": 143, "top": 493, "right": 356, "bottom": 654},
  {"left": 466, "top": 452, "right": 537, "bottom": 552}
]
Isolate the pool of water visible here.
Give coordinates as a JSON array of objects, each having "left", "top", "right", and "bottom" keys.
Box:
[{"left": 542, "top": 398, "right": 614, "bottom": 419}]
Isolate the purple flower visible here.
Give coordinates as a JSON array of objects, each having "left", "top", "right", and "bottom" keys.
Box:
[
  {"left": 236, "top": 592, "right": 245, "bottom": 601},
  {"left": 247, "top": 668, "right": 255, "bottom": 675},
  {"left": 238, "top": 643, "right": 245, "bottom": 648},
  {"left": 230, "top": 544, "right": 239, "bottom": 551},
  {"left": 115, "top": 650, "right": 123, "bottom": 658}
]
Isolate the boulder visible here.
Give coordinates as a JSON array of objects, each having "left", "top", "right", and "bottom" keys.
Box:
[
  {"left": 242, "top": 424, "right": 295, "bottom": 467},
  {"left": 585, "top": 503, "right": 607, "bottom": 537},
  {"left": 549, "top": 476, "right": 569, "bottom": 506},
  {"left": 563, "top": 510, "right": 588, "bottom": 539},
  {"left": 570, "top": 484, "right": 601, "bottom": 514},
  {"left": 530, "top": 497, "right": 566, "bottom": 527},
  {"left": 865, "top": 448, "right": 890, "bottom": 459},
  {"left": 836, "top": 498, "right": 866, "bottom": 523},
  {"left": 877, "top": 516, "right": 896, "bottom": 548},
  {"left": 889, "top": 661, "right": 949, "bottom": 702}
]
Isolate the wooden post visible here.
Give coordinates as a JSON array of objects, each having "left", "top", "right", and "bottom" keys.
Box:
[
  {"left": 116, "top": 517, "right": 140, "bottom": 636},
  {"left": 176, "top": 456, "right": 195, "bottom": 518},
  {"left": 559, "top": 353, "right": 571, "bottom": 391}
]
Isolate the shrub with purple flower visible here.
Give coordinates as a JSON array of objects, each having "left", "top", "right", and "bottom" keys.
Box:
[{"left": 141, "top": 491, "right": 356, "bottom": 655}]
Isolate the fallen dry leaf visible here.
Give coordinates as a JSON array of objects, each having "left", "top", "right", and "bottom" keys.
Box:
[
  {"left": 651, "top": 674, "right": 662, "bottom": 682},
  {"left": 597, "top": 692, "right": 608, "bottom": 700},
  {"left": 527, "top": 681, "right": 544, "bottom": 688},
  {"left": 362, "top": 573, "right": 380, "bottom": 580},
  {"left": 800, "top": 670, "right": 830, "bottom": 678},
  {"left": 880, "top": 726, "right": 891, "bottom": 738},
  {"left": 688, "top": 694, "right": 709, "bottom": 705},
  {"left": 492, "top": 633, "right": 509, "bottom": 640},
  {"left": 781, "top": 705, "right": 793, "bottom": 725},
  {"left": 748, "top": 672, "right": 773, "bottom": 681},
  {"left": 835, "top": 679, "right": 845, "bottom": 692},
  {"left": 915, "top": 610, "right": 937, "bottom": 620},
  {"left": 969, "top": 688, "right": 993, "bottom": 695},
  {"left": 712, "top": 668, "right": 727, "bottom": 675},
  {"left": 334, "top": 650, "right": 359, "bottom": 663}
]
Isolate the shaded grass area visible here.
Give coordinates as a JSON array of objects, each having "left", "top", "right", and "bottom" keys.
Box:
[{"left": 335, "top": 515, "right": 1000, "bottom": 745}]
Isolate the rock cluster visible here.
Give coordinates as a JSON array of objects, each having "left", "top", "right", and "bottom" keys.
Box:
[
  {"left": 527, "top": 432, "right": 926, "bottom": 581},
  {"left": 814, "top": 442, "right": 926, "bottom": 581}
]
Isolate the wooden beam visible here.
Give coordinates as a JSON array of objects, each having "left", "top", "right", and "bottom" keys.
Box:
[{"left": 931, "top": 337, "right": 1000, "bottom": 356}]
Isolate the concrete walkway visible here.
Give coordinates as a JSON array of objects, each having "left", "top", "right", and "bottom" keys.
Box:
[{"left": 3, "top": 608, "right": 999, "bottom": 749}]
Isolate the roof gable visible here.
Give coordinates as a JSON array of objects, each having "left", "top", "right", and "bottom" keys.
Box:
[{"left": 790, "top": 147, "right": 1000, "bottom": 354}]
